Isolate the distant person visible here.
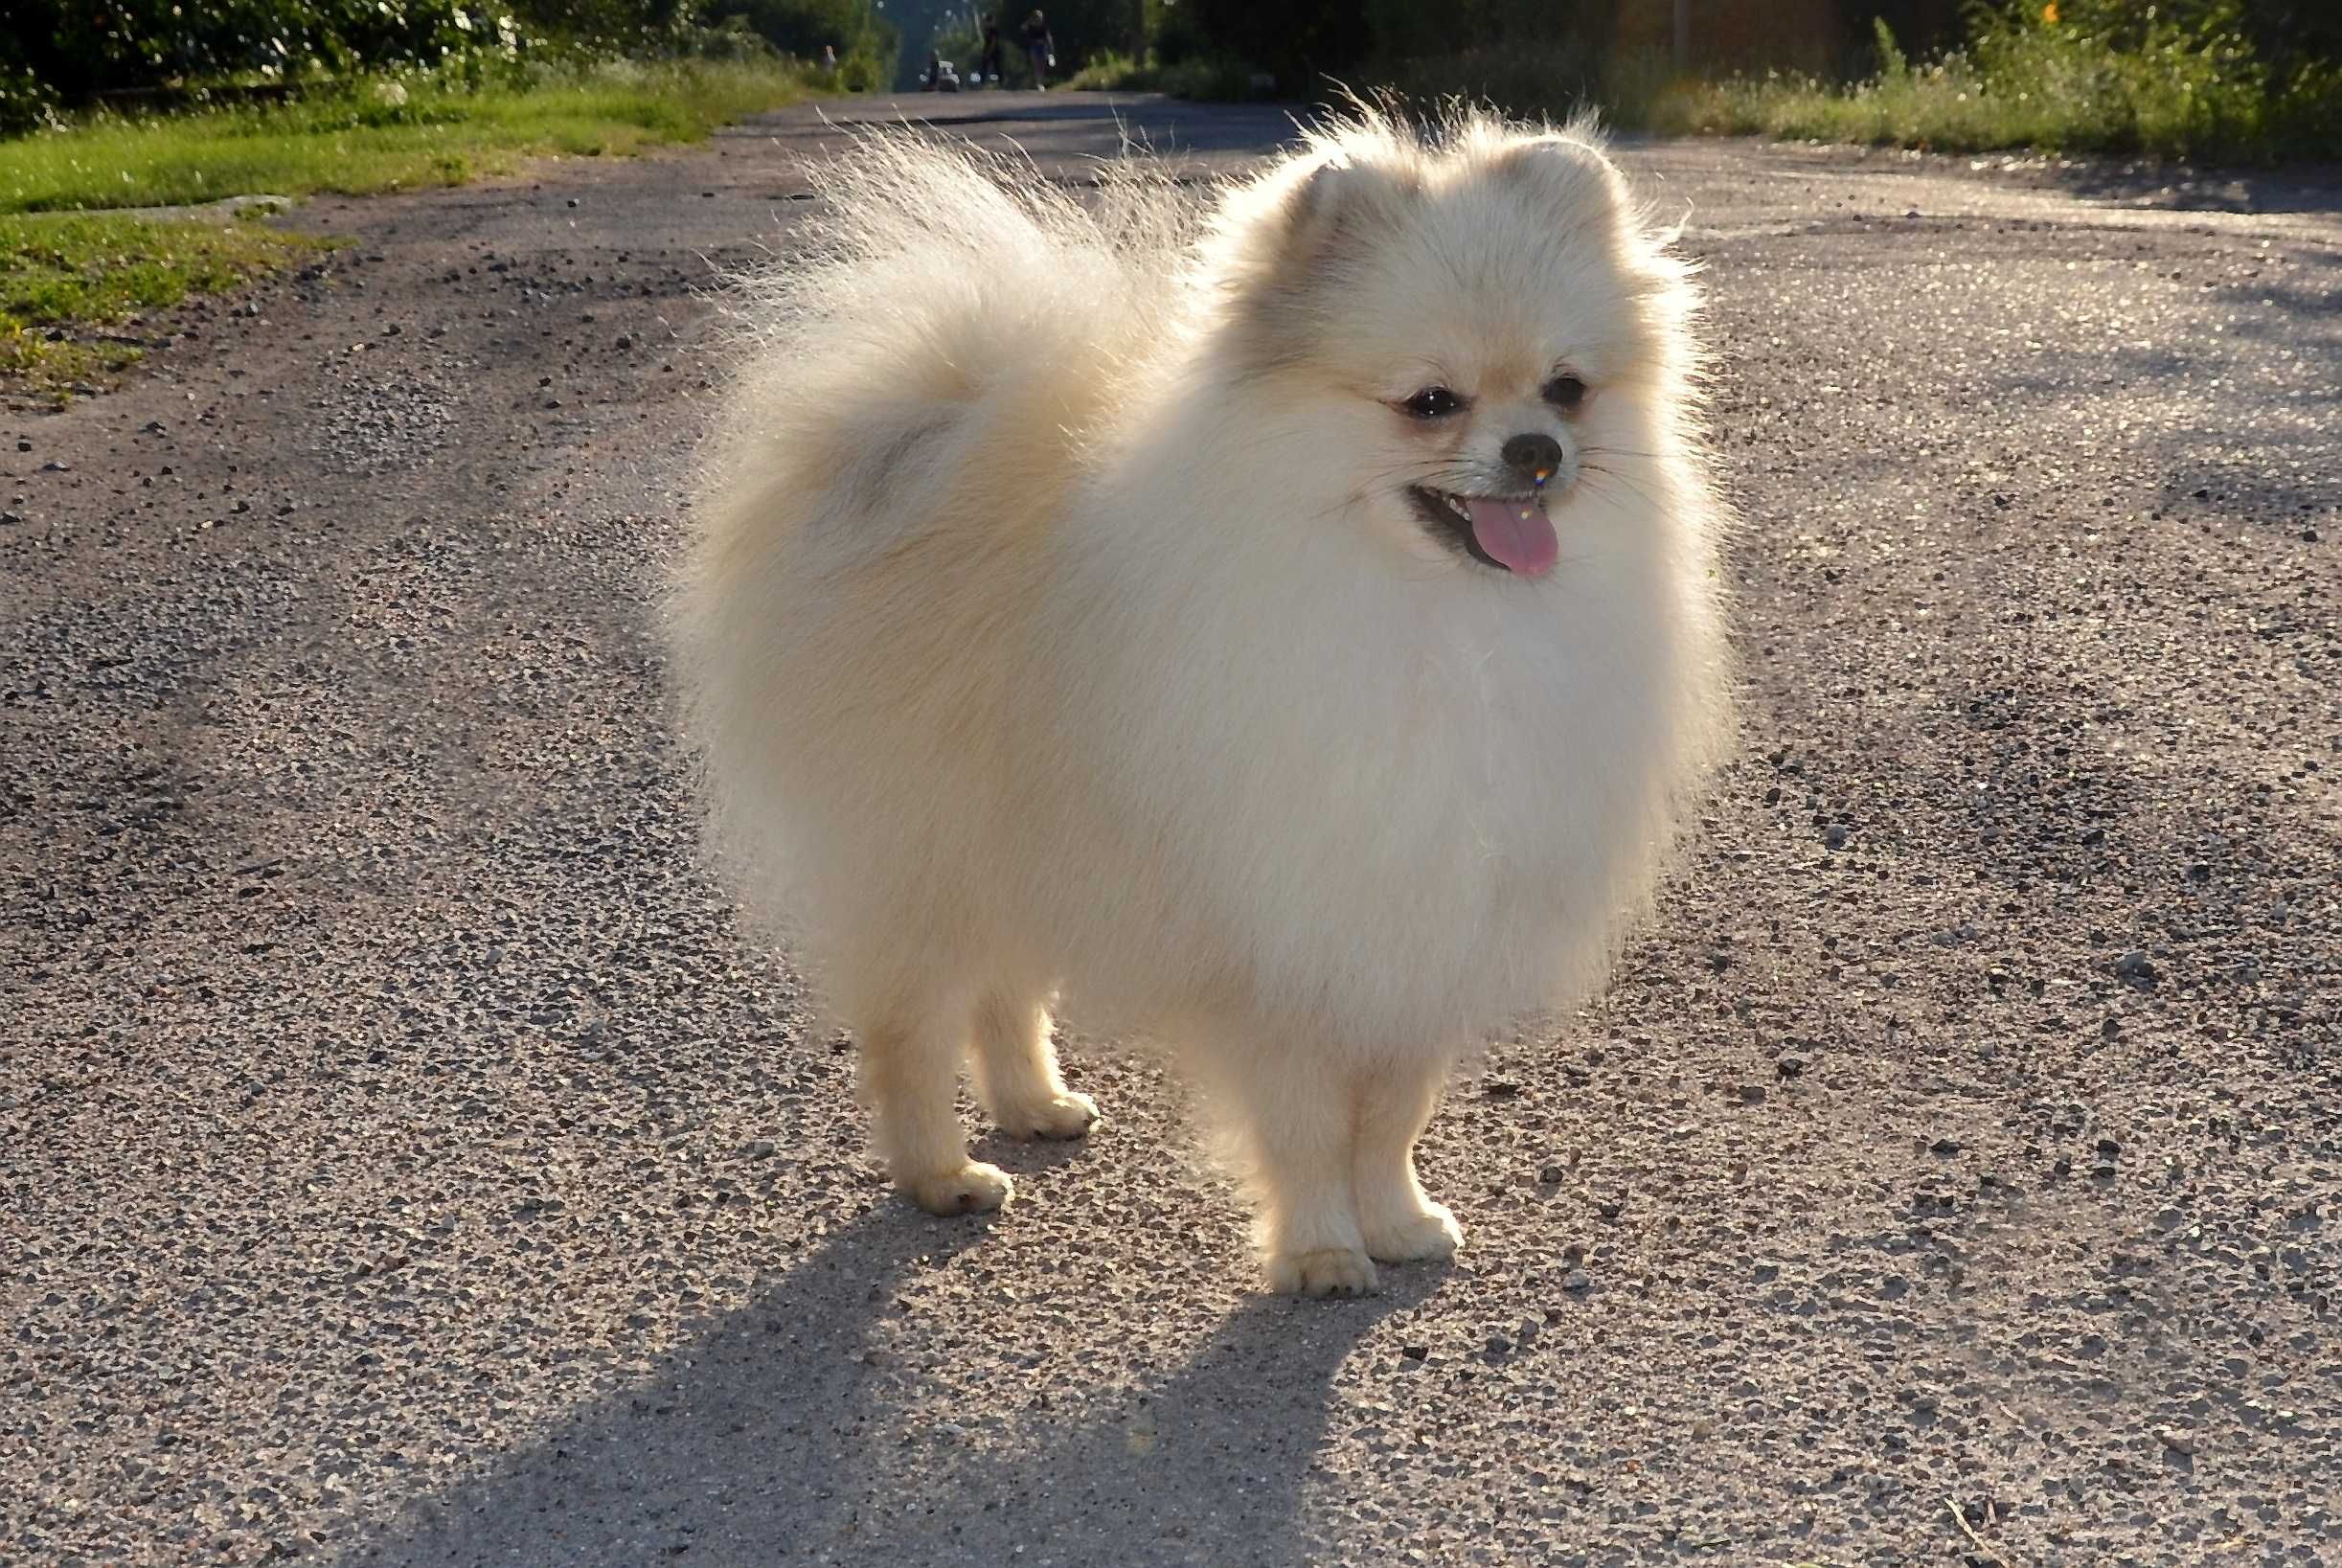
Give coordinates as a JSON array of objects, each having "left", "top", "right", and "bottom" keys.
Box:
[
  {"left": 979, "top": 18, "right": 1004, "bottom": 86},
  {"left": 1021, "top": 10, "right": 1055, "bottom": 89},
  {"left": 821, "top": 44, "right": 838, "bottom": 72}
]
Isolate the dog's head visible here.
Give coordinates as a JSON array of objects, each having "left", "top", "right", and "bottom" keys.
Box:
[{"left": 1201, "top": 109, "right": 1699, "bottom": 580}]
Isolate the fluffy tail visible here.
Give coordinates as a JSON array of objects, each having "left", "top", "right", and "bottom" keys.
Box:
[
  {"left": 672, "top": 127, "right": 1201, "bottom": 943},
  {"left": 694, "top": 127, "right": 1197, "bottom": 568}
]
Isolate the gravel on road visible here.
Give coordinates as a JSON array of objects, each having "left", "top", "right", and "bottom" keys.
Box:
[{"left": 4, "top": 94, "right": 2337, "bottom": 1567}]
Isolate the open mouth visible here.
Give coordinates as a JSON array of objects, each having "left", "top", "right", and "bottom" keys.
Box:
[{"left": 1407, "top": 486, "right": 1560, "bottom": 579}]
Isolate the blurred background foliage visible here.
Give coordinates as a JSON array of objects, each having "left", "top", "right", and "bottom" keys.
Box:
[
  {"left": 0, "top": 0, "right": 898, "bottom": 132},
  {"left": 3, "top": 0, "right": 2334, "bottom": 153},
  {"left": 1061, "top": 0, "right": 2342, "bottom": 159}
]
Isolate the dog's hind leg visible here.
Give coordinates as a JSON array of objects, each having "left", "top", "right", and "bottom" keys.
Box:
[
  {"left": 860, "top": 1006, "right": 1013, "bottom": 1215},
  {"left": 969, "top": 989, "right": 1098, "bottom": 1140},
  {"left": 1351, "top": 1057, "right": 1462, "bottom": 1263}
]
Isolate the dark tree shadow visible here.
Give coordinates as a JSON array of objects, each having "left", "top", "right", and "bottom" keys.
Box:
[
  {"left": 342, "top": 1206, "right": 1433, "bottom": 1567},
  {"left": 2035, "top": 159, "right": 2342, "bottom": 217}
]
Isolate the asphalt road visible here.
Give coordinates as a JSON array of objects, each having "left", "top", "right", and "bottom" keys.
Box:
[{"left": 4, "top": 93, "right": 2338, "bottom": 1568}]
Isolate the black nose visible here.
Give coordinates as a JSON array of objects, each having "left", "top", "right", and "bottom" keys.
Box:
[{"left": 1501, "top": 433, "right": 1565, "bottom": 485}]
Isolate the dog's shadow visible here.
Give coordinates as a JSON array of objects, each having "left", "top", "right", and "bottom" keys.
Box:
[{"left": 350, "top": 1205, "right": 1429, "bottom": 1566}]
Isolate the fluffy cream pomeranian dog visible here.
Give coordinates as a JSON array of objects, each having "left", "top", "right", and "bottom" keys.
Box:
[{"left": 678, "top": 106, "right": 1729, "bottom": 1295}]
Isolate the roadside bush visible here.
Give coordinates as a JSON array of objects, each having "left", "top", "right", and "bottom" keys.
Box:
[
  {"left": 506, "top": 0, "right": 693, "bottom": 41},
  {"left": 4, "top": 0, "right": 529, "bottom": 104},
  {"left": 702, "top": 0, "right": 896, "bottom": 75},
  {"left": 0, "top": 63, "right": 63, "bottom": 137},
  {"left": 1063, "top": 50, "right": 1274, "bottom": 98}
]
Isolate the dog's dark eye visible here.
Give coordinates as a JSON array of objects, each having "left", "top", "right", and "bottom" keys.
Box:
[
  {"left": 1400, "top": 387, "right": 1467, "bottom": 420},
  {"left": 1543, "top": 375, "right": 1587, "bottom": 410}
]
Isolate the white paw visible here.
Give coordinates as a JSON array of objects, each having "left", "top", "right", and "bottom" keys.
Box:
[
  {"left": 1266, "top": 1246, "right": 1379, "bottom": 1298},
  {"left": 994, "top": 1090, "right": 1099, "bottom": 1141},
  {"left": 1361, "top": 1202, "right": 1463, "bottom": 1263},
  {"left": 902, "top": 1161, "right": 1013, "bottom": 1216}
]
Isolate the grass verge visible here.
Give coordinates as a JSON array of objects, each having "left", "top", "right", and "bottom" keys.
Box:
[
  {"left": 1653, "top": 22, "right": 2342, "bottom": 161},
  {"left": 0, "top": 212, "right": 322, "bottom": 404},
  {"left": 0, "top": 57, "right": 814, "bottom": 216},
  {"left": 1375, "top": 10, "right": 2341, "bottom": 163}
]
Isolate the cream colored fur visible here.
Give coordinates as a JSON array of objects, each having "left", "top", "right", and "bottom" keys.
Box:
[{"left": 676, "top": 107, "right": 1731, "bottom": 1295}]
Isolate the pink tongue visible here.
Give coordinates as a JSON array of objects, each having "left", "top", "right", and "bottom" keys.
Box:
[{"left": 1466, "top": 497, "right": 1558, "bottom": 578}]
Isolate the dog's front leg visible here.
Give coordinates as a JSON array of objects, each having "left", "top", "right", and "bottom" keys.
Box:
[{"left": 1224, "top": 1050, "right": 1376, "bottom": 1296}]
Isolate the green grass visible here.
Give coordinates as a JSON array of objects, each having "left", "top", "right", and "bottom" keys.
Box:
[
  {"left": 1062, "top": 50, "right": 1150, "bottom": 91},
  {"left": 1651, "top": 11, "right": 2342, "bottom": 162},
  {"left": 1654, "top": 54, "right": 2340, "bottom": 160},
  {"left": 0, "top": 211, "right": 322, "bottom": 401},
  {"left": 0, "top": 57, "right": 816, "bottom": 402},
  {"left": 0, "top": 57, "right": 814, "bottom": 215}
]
